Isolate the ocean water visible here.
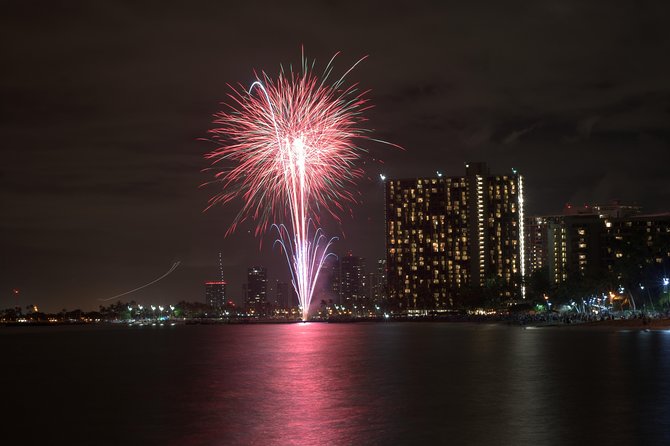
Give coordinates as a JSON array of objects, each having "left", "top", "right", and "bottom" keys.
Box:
[{"left": 2, "top": 323, "right": 669, "bottom": 445}]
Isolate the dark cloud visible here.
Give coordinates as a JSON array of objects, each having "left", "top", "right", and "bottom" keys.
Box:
[
  {"left": 502, "top": 124, "right": 537, "bottom": 145},
  {"left": 2, "top": 0, "right": 669, "bottom": 311}
]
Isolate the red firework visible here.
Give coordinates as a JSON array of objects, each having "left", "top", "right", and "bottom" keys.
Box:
[
  {"left": 205, "top": 52, "right": 390, "bottom": 320},
  {"left": 204, "top": 53, "right": 372, "bottom": 236}
]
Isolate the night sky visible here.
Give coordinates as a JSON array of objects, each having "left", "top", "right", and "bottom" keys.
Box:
[{"left": 2, "top": 1, "right": 669, "bottom": 312}]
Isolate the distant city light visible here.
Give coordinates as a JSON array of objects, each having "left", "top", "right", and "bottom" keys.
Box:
[
  {"left": 379, "top": 173, "right": 386, "bottom": 181},
  {"left": 436, "top": 171, "right": 443, "bottom": 178},
  {"left": 663, "top": 277, "right": 670, "bottom": 286}
]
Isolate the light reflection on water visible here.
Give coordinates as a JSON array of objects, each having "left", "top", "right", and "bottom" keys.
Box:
[{"left": 2, "top": 323, "right": 670, "bottom": 446}]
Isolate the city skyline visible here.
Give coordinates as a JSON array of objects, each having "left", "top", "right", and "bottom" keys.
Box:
[
  {"left": 3, "top": 2, "right": 670, "bottom": 312},
  {"left": 5, "top": 167, "right": 666, "bottom": 313}
]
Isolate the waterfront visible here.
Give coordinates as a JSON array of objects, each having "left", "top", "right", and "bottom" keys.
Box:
[{"left": 2, "top": 323, "right": 670, "bottom": 445}]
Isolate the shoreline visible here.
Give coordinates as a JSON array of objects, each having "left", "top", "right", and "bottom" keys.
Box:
[
  {"left": 3, "top": 317, "right": 670, "bottom": 331},
  {"left": 555, "top": 317, "right": 670, "bottom": 331}
]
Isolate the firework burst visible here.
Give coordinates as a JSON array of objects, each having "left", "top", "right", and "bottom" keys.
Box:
[{"left": 205, "top": 53, "right": 376, "bottom": 320}]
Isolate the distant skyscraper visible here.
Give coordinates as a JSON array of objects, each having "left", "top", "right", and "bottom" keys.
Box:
[
  {"left": 326, "top": 257, "right": 341, "bottom": 305},
  {"left": 562, "top": 215, "right": 603, "bottom": 280},
  {"left": 368, "top": 259, "right": 387, "bottom": 307},
  {"left": 205, "top": 281, "right": 227, "bottom": 313},
  {"left": 386, "top": 162, "right": 524, "bottom": 312},
  {"left": 339, "top": 253, "right": 367, "bottom": 313},
  {"left": 275, "top": 280, "right": 294, "bottom": 310},
  {"left": 525, "top": 201, "right": 645, "bottom": 285},
  {"left": 604, "top": 212, "right": 670, "bottom": 278},
  {"left": 245, "top": 266, "right": 268, "bottom": 314},
  {"left": 546, "top": 218, "right": 568, "bottom": 284},
  {"left": 525, "top": 215, "right": 565, "bottom": 279},
  {"left": 541, "top": 215, "right": 603, "bottom": 284}
]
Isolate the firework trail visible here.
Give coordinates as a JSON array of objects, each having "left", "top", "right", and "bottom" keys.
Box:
[
  {"left": 98, "top": 261, "right": 181, "bottom": 302},
  {"left": 205, "top": 52, "right": 381, "bottom": 320}
]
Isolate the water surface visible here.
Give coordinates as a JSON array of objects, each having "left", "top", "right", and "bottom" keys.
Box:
[{"left": 2, "top": 323, "right": 669, "bottom": 445}]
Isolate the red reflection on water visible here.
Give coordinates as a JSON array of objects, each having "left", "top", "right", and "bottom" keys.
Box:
[
  {"left": 177, "top": 324, "right": 376, "bottom": 446},
  {"left": 245, "top": 323, "right": 367, "bottom": 445}
]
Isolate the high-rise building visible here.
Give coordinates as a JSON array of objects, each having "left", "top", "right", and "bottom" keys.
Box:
[
  {"left": 546, "top": 218, "right": 568, "bottom": 284},
  {"left": 245, "top": 266, "right": 267, "bottom": 314},
  {"left": 339, "top": 254, "right": 367, "bottom": 313},
  {"left": 563, "top": 215, "right": 603, "bottom": 279},
  {"left": 367, "top": 259, "right": 387, "bottom": 308},
  {"left": 603, "top": 212, "right": 670, "bottom": 279},
  {"left": 275, "top": 280, "right": 295, "bottom": 310},
  {"left": 386, "top": 162, "right": 524, "bottom": 311},
  {"left": 205, "top": 281, "right": 227, "bottom": 313},
  {"left": 526, "top": 201, "right": 656, "bottom": 285},
  {"left": 327, "top": 257, "right": 342, "bottom": 305},
  {"left": 526, "top": 216, "right": 557, "bottom": 275},
  {"left": 538, "top": 215, "right": 602, "bottom": 284}
]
